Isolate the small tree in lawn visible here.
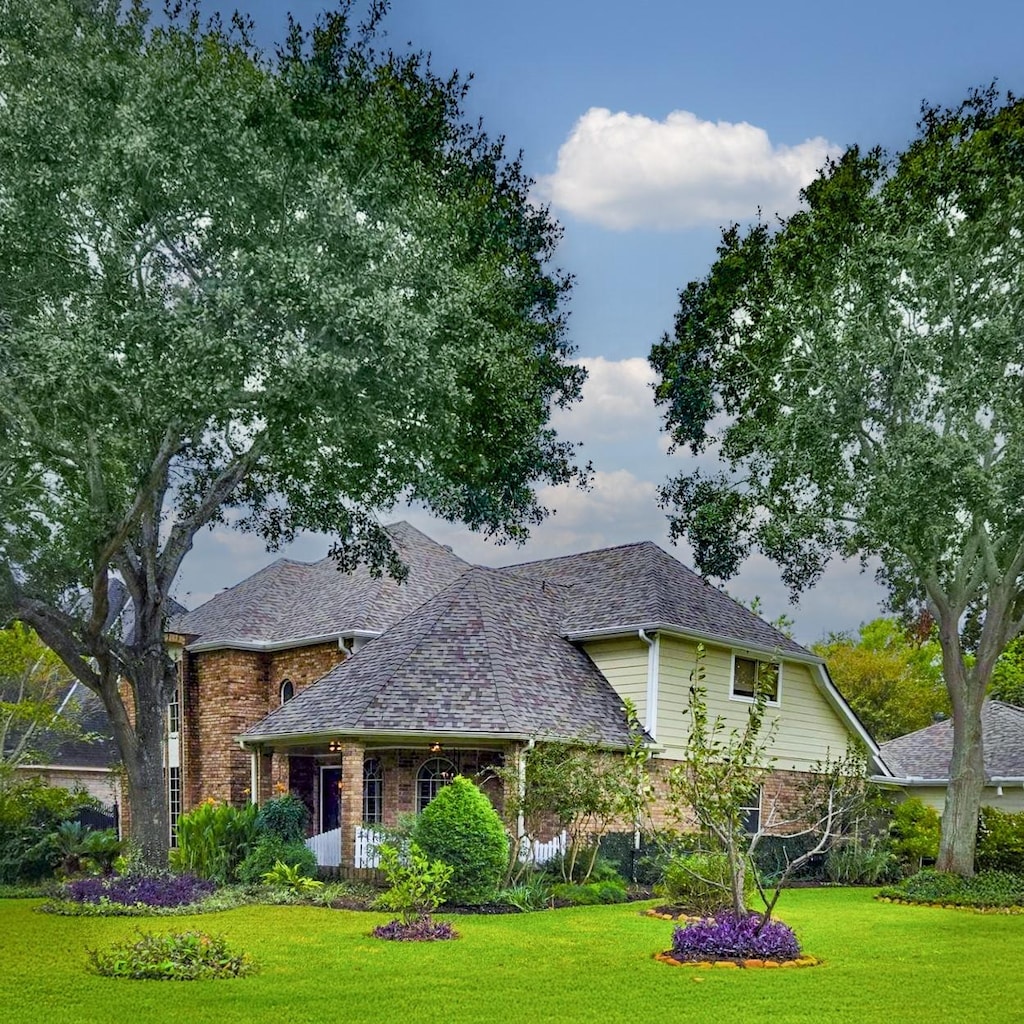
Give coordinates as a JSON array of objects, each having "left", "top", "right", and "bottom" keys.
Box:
[{"left": 667, "top": 644, "right": 872, "bottom": 923}]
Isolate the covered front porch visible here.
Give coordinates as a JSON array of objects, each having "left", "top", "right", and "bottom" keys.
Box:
[{"left": 243, "top": 734, "right": 519, "bottom": 870}]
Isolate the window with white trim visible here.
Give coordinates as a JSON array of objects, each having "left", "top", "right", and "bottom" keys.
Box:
[
  {"left": 168, "top": 766, "right": 183, "bottom": 846},
  {"left": 280, "top": 678, "right": 295, "bottom": 705},
  {"left": 731, "top": 655, "right": 780, "bottom": 703},
  {"left": 416, "top": 757, "right": 455, "bottom": 813}
]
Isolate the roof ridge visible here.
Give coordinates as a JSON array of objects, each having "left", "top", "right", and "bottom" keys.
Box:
[{"left": 501, "top": 539, "right": 658, "bottom": 570}]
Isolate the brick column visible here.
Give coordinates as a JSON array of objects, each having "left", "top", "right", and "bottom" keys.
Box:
[{"left": 340, "top": 742, "right": 365, "bottom": 869}]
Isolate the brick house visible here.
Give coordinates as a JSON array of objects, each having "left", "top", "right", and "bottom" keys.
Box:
[{"left": 167, "top": 522, "right": 887, "bottom": 867}]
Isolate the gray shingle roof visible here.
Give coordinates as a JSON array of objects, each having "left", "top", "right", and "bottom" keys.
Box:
[
  {"left": 880, "top": 701, "right": 1024, "bottom": 779},
  {"left": 502, "top": 542, "right": 811, "bottom": 658},
  {"left": 244, "top": 567, "right": 635, "bottom": 746},
  {"left": 170, "top": 522, "right": 469, "bottom": 648}
]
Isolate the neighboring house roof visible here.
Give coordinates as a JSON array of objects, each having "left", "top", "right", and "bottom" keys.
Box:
[
  {"left": 879, "top": 701, "right": 1024, "bottom": 781},
  {"left": 243, "top": 566, "right": 635, "bottom": 747},
  {"left": 501, "top": 542, "right": 811, "bottom": 659},
  {"left": 170, "top": 521, "right": 469, "bottom": 650},
  {"left": 11, "top": 681, "right": 117, "bottom": 771}
]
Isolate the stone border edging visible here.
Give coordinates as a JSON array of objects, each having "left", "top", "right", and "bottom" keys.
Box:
[
  {"left": 654, "top": 951, "right": 821, "bottom": 969},
  {"left": 876, "top": 896, "right": 1024, "bottom": 913}
]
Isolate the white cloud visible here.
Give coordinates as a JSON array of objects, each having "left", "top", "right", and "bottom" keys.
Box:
[
  {"left": 538, "top": 107, "right": 840, "bottom": 231},
  {"left": 550, "top": 356, "right": 659, "bottom": 444}
]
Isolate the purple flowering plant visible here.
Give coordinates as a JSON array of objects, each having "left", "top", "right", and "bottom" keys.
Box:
[
  {"left": 63, "top": 874, "right": 215, "bottom": 908},
  {"left": 671, "top": 913, "right": 801, "bottom": 961},
  {"left": 372, "top": 916, "right": 458, "bottom": 942}
]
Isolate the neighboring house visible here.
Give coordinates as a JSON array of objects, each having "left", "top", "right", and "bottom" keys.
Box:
[
  {"left": 14, "top": 681, "right": 122, "bottom": 822},
  {"left": 877, "top": 700, "right": 1024, "bottom": 813},
  {"left": 167, "top": 522, "right": 885, "bottom": 867}
]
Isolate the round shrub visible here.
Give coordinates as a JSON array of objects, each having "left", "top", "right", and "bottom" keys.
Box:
[
  {"left": 255, "top": 794, "right": 309, "bottom": 844},
  {"left": 671, "top": 913, "right": 801, "bottom": 962},
  {"left": 657, "top": 851, "right": 753, "bottom": 916},
  {"left": 976, "top": 806, "right": 1024, "bottom": 873},
  {"left": 237, "top": 836, "right": 317, "bottom": 885},
  {"left": 411, "top": 776, "right": 509, "bottom": 906},
  {"left": 88, "top": 929, "right": 256, "bottom": 980}
]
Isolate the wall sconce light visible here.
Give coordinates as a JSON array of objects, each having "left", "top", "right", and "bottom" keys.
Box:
[
  {"left": 328, "top": 740, "right": 342, "bottom": 753},
  {"left": 430, "top": 741, "right": 443, "bottom": 754}
]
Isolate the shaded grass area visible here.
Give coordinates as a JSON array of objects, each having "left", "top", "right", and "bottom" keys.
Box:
[{"left": 2, "top": 888, "right": 1022, "bottom": 1024}]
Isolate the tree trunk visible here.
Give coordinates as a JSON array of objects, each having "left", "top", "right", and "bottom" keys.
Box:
[{"left": 935, "top": 663, "right": 986, "bottom": 875}]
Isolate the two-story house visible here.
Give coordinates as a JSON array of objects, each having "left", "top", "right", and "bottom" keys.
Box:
[{"left": 168, "top": 522, "right": 885, "bottom": 868}]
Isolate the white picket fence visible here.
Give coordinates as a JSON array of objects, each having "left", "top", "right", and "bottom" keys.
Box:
[
  {"left": 305, "top": 826, "right": 383, "bottom": 869},
  {"left": 306, "top": 826, "right": 566, "bottom": 870}
]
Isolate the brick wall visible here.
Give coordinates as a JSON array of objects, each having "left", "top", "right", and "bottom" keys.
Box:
[{"left": 182, "top": 641, "right": 344, "bottom": 811}]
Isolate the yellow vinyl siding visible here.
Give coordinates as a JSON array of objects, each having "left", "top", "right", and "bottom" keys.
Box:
[
  {"left": 899, "top": 786, "right": 1024, "bottom": 815},
  {"left": 582, "top": 637, "right": 649, "bottom": 726},
  {"left": 655, "top": 635, "right": 854, "bottom": 770}
]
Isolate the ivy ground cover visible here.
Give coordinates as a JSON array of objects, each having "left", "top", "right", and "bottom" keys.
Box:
[{"left": 1, "top": 889, "right": 1022, "bottom": 1024}]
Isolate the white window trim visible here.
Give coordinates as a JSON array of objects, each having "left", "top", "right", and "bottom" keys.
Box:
[
  {"left": 740, "top": 786, "right": 762, "bottom": 836},
  {"left": 729, "top": 653, "right": 782, "bottom": 706}
]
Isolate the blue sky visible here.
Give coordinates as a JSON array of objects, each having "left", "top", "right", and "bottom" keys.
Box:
[{"left": 181, "top": 0, "right": 1024, "bottom": 642}]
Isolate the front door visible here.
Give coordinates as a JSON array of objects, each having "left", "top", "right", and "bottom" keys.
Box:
[{"left": 320, "top": 767, "right": 342, "bottom": 832}]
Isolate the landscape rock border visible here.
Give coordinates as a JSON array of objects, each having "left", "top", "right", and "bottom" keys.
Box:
[{"left": 654, "top": 951, "right": 822, "bottom": 970}]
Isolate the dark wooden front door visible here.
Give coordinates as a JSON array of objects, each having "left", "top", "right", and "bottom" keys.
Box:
[{"left": 320, "top": 767, "right": 342, "bottom": 832}]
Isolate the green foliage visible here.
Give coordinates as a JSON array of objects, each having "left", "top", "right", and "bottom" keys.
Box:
[
  {"left": 42, "top": 821, "right": 121, "bottom": 877},
  {"left": 412, "top": 776, "right": 508, "bottom": 905},
  {"left": 976, "top": 806, "right": 1024, "bottom": 873},
  {"left": 237, "top": 836, "right": 317, "bottom": 885},
  {"left": 650, "top": 85, "right": 1024, "bottom": 876},
  {"left": 549, "top": 880, "right": 628, "bottom": 905},
  {"left": 375, "top": 842, "right": 453, "bottom": 925},
  {"left": 989, "top": 636, "right": 1024, "bottom": 707},
  {"left": 498, "top": 876, "right": 551, "bottom": 912},
  {"left": 889, "top": 798, "right": 941, "bottom": 872},
  {"left": 254, "top": 795, "right": 309, "bottom": 844},
  {"left": 657, "top": 851, "right": 751, "bottom": 916},
  {"left": 0, "top": 623, "right": 83, "bottom": 770},
  {"left": 0, "top": 0, "right": 584, "bottom": 867},
  {"left": 541, "top": 850, "right": 622, "bottom": 885},
  {"left": 169, "top": 801, "right": 257, "bottom": 883},
  {"left": 813, "top": 617, "right": 949, "bottom": 741},
  {"left": 824, "top": 838, "right": 897, "bottom": 885},
  {"left": 87, "top": 929, "right": 256, "bottom": 980},
  {"left": 260, "top": 860, "right": 324, "bottom": 895},
  {"left": 880, "top": 868, "right": 1024, "bottom": 908},
  {"left": 0, "top": 777, "right": 100, "bottom": 882}
]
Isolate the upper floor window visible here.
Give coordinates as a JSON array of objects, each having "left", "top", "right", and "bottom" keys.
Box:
[
  {"left": 167, "top": 688, "right": 180, "bottom": 735},
  {"left": 416, "top": 757, "right": 455, "bottom": 813},
  {"left": 731, "top": 655, "right": 780, "bottom": 703},
  {"left": 280, "top": 679, "right": 295, "bottom": 705}
]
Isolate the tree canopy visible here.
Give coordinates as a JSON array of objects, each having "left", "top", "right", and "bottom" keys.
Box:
[
  {"left": 812, "top": 617, "right": 947, "bottom": 742},
  {"left": 0, "top": 0, "right": 585, "bottom": 862},
  {"left": 650, "top": 86, "right": 1024, "bottom": 875}
]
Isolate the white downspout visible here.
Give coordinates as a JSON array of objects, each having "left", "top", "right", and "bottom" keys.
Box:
[
  {"left": 638, "top": 629, "right": 659, "bottom": 741},
  {"left": 249, "top": 748, "right": 259, "bottom": 806},
  {"left": 518, "top": 738, "right": 534, "bottom": 861}
]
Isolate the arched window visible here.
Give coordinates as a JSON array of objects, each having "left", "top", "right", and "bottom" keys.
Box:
[
  {"left": 362, "top": 758, "right": 383, "bottom": 824},
  {"left": 416, "top": 757, "right": 455, "bottom": 813},
  {"left": 279, "top": 679, "right": 294, "bottom": 705}
]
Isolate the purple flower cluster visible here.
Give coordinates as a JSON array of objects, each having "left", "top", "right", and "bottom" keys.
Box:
[
  {"left": 372, "top": 916, "right": 458, "bottom": 942},
  {"left": 671, "top": 913, "right": 801, "bottom": 961},
  {"left": 64, "top": 874, "right": 215, "bottom": 908}
]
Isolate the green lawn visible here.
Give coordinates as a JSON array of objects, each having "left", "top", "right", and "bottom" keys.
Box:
[{"left": 2, "top": 889, "right": 1021, "bottom": 1023}]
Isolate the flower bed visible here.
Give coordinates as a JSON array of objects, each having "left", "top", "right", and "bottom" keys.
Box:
[{"left": 657, "top": 912, "right": 820, "bottom": 969}]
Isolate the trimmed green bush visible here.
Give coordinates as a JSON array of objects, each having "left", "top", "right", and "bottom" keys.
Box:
[
  {"left": 412, "top": 776, "right": 508, "bottom": 905},
  {"left": 976, "top": 806, "right": 1024, "bottom": 873},
  {"left": 657, "top": 851, "right": 753, "bottom": 916},
  {"left": 237, "top": 836, "right": 317, "bottom": 885},
  {"left": 824, "top": 837, "right": 897, "bottom": 884}
]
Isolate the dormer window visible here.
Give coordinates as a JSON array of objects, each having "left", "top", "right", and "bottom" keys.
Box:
[
  {"left": 280, "top": 678, "right": 295, "bottom": 705},
  {"left": 731, "top": 656, "right": 780, "bottom": 704}
]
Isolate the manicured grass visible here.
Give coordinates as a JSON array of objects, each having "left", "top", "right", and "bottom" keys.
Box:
[{"left": 2, "top": 889, "right": 1022, "bottom": 1023}]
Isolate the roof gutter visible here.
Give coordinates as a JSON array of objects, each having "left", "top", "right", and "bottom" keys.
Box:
[
  {"left": 237, "top": 726, "right": 533, "bottom": 748},
  {"left": 564, "top": 622, "right": 823, "bottom": 667},
  {"left": 186, "top": 629, "right": 380, "bottom": 654}
]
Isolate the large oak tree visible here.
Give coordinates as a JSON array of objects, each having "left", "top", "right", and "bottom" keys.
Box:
[
  {"left": 650, "top": 87, "right": 1024, "bottom": 875},
  {"left": 0, "top": 1, "right": 586, "bottom": 863}
]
